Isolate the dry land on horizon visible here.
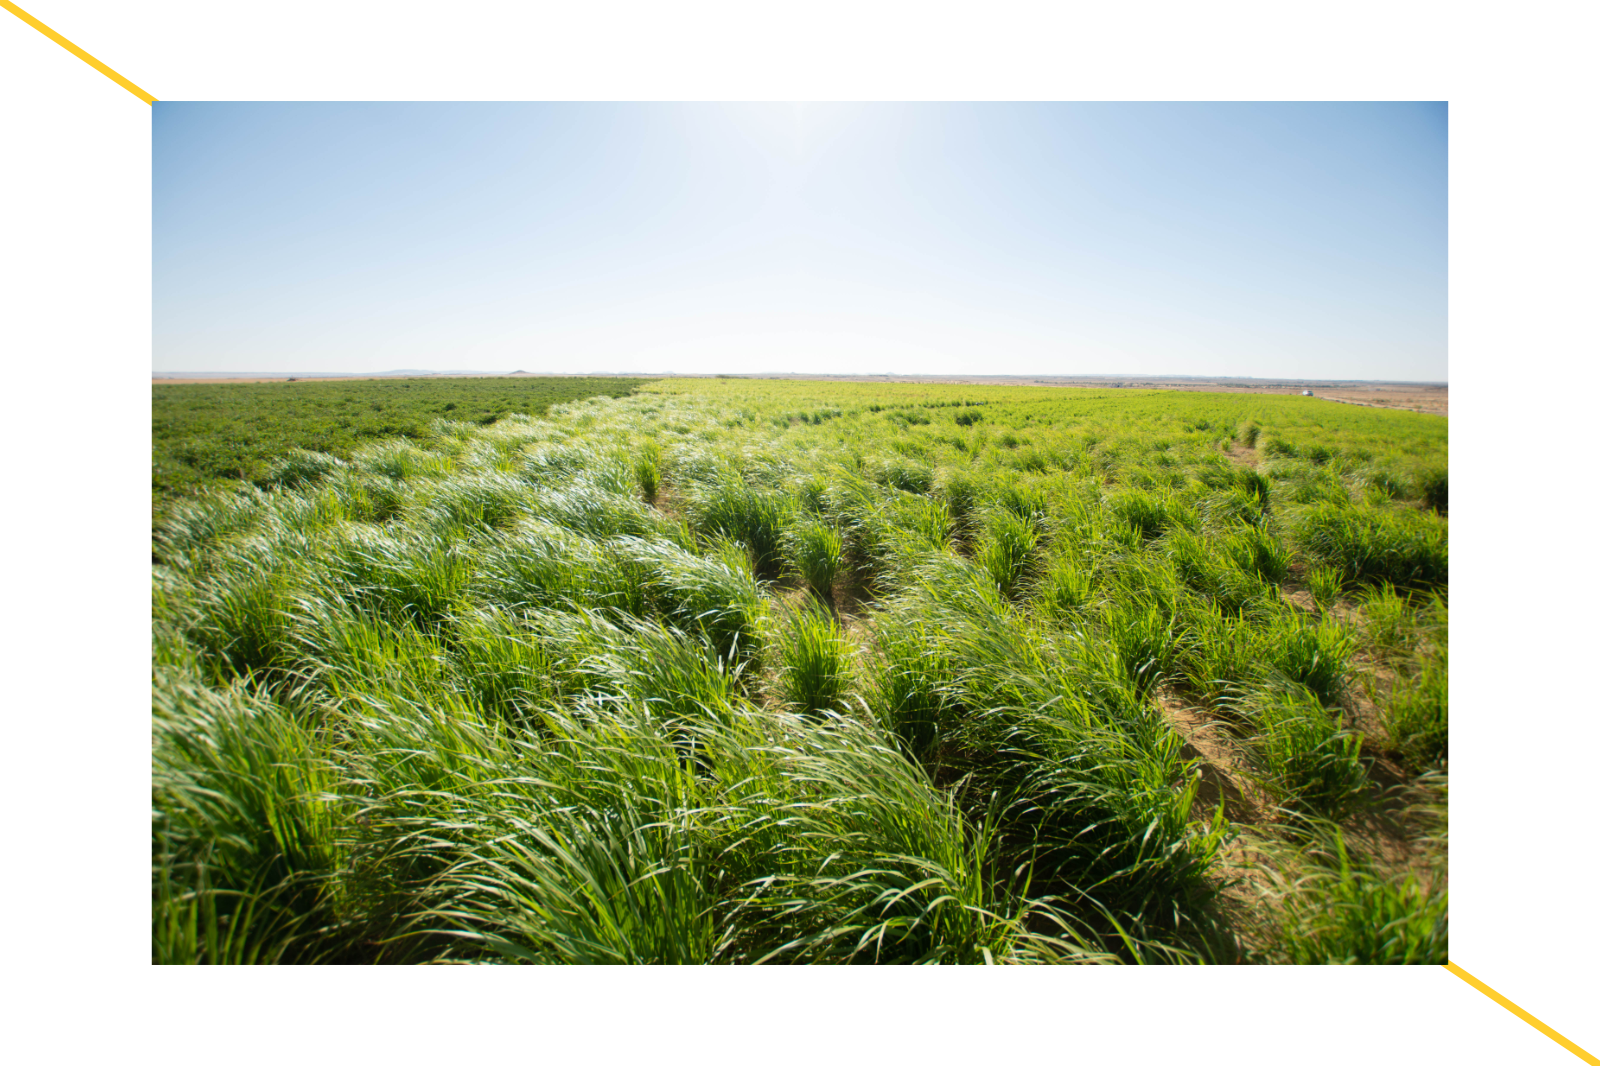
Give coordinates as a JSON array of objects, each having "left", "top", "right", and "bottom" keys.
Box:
[{"left": 156, "top": 371, "right": 1448, "bottom": 417}]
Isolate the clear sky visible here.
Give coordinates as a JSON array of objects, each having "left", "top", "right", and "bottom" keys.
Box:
[{"left": 154, "top": 102, "right": 1446, "bottom": 380}]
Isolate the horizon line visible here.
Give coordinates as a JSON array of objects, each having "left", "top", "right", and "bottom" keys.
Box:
[{"left": 152, "top": 370, "right": 1449, "bottom": 385}]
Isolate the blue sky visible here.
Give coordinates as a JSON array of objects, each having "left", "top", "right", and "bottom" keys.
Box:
[{"left": 154, "top": 102, "right": 1446, "bottom": 380}]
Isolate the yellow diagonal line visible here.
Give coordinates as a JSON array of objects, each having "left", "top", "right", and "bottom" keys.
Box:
[
  {"left": 1446, "top": 962, "right": 1598, "bottom": 1063},
  {"left": 3, "top": 0, "right": 155, "bottom": 104}
]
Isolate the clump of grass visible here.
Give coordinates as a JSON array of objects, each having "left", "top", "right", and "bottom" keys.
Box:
[
  {"left": 1302, "top": 443, "right": 1337, "bottom": 466},
  {"left": 1034, "top": 552, "right": 1095, "bottom": 620},
  {"left": 1306, "top": 565, "right": 1344, "bottom": 610},
  {"left": 154, "top": 489, "right": 271, "bottom": 566},
  {"left": 518, "top": 441, "right": 602, "bottom": 484},
  {"left": 772, "top": 603, "right": 855, "bottom": 716},
  {"left": 291, "top": 598, "right": 456, "bottom": 712},
  {"left": 685, "top": 476, "right": 794, "bottom": 580},
  {"left": 862, "top": 609, "right": 965, "bottom": 762},
  {"left": 1004, "top": 444, "right": 1056, "bottom": 473},
  {"left": 1261, "top": 437, "right": 1296, "bottom": 458},
  {"left": 467, "top": 519, "right": 620, "bottom": 613},
  {"left": 321, "top": 469, "right": 405, "bottom": 523},
  {"left": 1383, "top": 648, "right": 1447, "bottom": 771},
  {"left": 434, "top": 796, "right": 718, "bottom": 964},
  {"left": 154, "top": 862, "right": 327, "bottom": 965},
  {"left": 257, "top": 448, "right": 348, "bottom": 490},
  {"left": 1098, "top": 597, "right": 1178, "bottom": 700},
  {"left": 885, "top": 494, "right": 955, "bottom": 555},
  {"left": 789, "top": 471, "right": 830, "bottom": 514},
  {"left": 413, "top": 705, "right": 721, "bottom": 964},
  {"left": 995, "top": 482, "right": 1050, "bottom": 523},
  {"left": 329, "top": 533, "right": 475, "bottom": 632},
  {"left": 842, "top": 495, "right": 955, "bottom": 596},
  {"left": 1243, "top": 685, "right": 1368, "bottom": 817},
  {"left": 1163, "top": 496, "right": 1202, "bottom": 533},
  {"left": 153, "top": 672, "right": 346, "bottom": 961},
  {"left": 1259, "top": 825, "right": 1446, "bottom": 964},
  {"left": 1174, "top": 603, "right": 1270, "bottom": 708},
  {"left": 716, "top": 714, "right": 1055, "bottom": 965},
  {"left": 1237, "top": 422, "right": 1261, "bottom": 448},
  {"left": 1353, "top": 466, "right": 1407, "bottom": 504},
  {"left": 932, "top": 466, "right": 985, "bottom": 540},
  {"left": 184, "top": 566, "right": 302, "bottom": 684},
  {"left": 1164, "top": 528, "right": 1270, "bottom": 615},
  {"left": 1220, "top": 525, "right": 1292, "bottom": 586},
  {"left": 987, "top": 690, "right": 1230, "bottom": 937},
  {"left": 784, "top": 514, "right": 844, "bottom": 607},
  {"left": 615, "top": 535, "right": 766, "bottom": 666},
  {"left": 422, "top": 472, "right": 533, "bottom": 532},
  {"left": 1263, "top": 458, "right": 1350, "bottom": 506},
  {"left": 447, "top": 608, "right": 558, "bottom": 726},
  {"left": 1359, "top": 582, "right": 1417, "bottom": 658},
  {"left": 633, "top": 448, "right": 659, "bottom": 499},
  {"left": 1262, "top": 611, "right": 1356, "bottom": 706},
  {"left": 1414, "top": 467, "right": 1447, "bottom": 514},
  {"left": 1108, "top": 490, "right": 1171, "bottom": 539},
  {"left": 976, "top": 507, "right": 1041, "bottom": 600},
  {"left": 569, "top": 613, "right": 748, "bottom": 724},
  {"left": 1293, "top": 503, "right": 1447, "bottom": 590},
  {"left": 527, "top": 481, "right": 662, "bottom": 540},
  {"left": 1237, "top": 466, "right": 1271, "bottom": 505},
  {"left": 357, "top": 439, "right": 456, "bottom": 481},
  {"left": 875, "top": 456, "right": 934, "bottom": 495},
  {"left": 1201, "top": 486, "right": 1266, "bottom": 529}
]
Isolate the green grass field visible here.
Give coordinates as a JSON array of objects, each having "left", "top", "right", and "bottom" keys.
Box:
[
  {"left": 153, "top": 376, "right": 655, "bottom": 501},
  {"left": 152, "top": 377, "right": 1446, "bottom": 964}
]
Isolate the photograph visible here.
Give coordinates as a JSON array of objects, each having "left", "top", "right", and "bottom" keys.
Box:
[{"left": 151, "top": 101, "right": 1449, "bottom": 966}]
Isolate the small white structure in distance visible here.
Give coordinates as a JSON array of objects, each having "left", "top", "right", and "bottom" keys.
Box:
[{"left": 1302, "top": 389, "right": 1314, "bottom": 396}]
